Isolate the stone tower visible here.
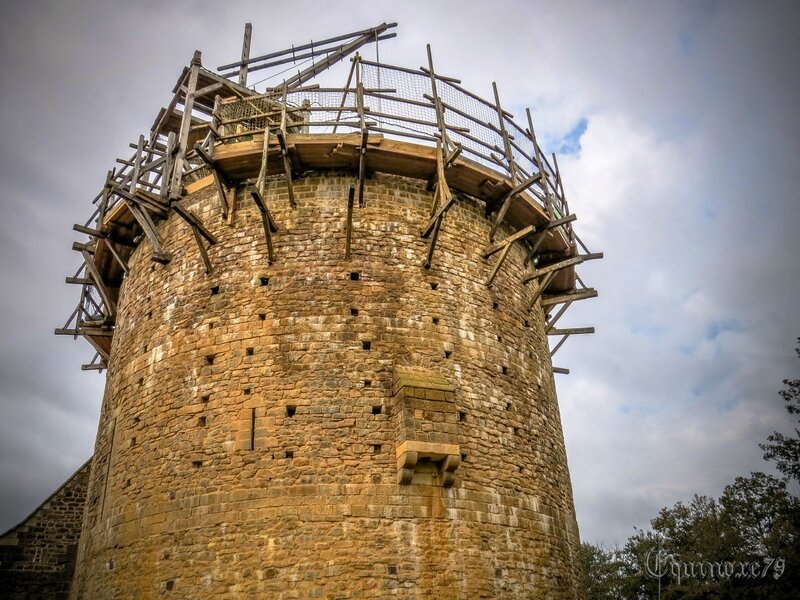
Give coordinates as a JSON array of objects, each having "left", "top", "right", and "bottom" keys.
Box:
[{"left": 59, "top": 23, "right": 599, "bottom": 599}]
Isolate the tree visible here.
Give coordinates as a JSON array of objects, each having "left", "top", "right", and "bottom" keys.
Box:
[
  {"left": 580, "top": 542, "right": 630, "bottom": 600},
  {"left": 760, "top": 338, "right": 800, "bottom": 483}
]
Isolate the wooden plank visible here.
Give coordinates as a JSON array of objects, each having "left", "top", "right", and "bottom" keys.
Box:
[
  {"left": 552, "top": 367, "right": 570, "bottom": 375},
  {"left": 540, "top": 288, "right": 598, "bottom": 307}
]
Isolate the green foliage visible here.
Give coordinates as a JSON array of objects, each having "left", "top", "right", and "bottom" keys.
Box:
[
  {"left": 760, "top": 338, "right": 800, "bottom": 483},
  {"left": 581, "top": 339, "right": 800, "bottom": 599}
]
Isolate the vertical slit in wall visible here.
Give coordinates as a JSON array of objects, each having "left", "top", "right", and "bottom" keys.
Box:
[{"left": 250, "top": 408, "right": 256, "bottom": 450}]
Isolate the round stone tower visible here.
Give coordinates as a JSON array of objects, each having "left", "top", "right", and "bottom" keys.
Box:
[{"left": 63, "top": 25, "right": 598, "bottom": 600}]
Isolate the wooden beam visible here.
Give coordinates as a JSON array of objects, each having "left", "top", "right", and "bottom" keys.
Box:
[
  {"left": 72, "top": 241, "right": 95, "bottom": 254},
  {"left": 547, "top": 327, "right": 595, "bottom": 336},
  {"left": 345, "top": 185, "right": 355, "bottom": 260},
  {"left": 80, "top": 251, "right": 116, "bottom": 315},
  {"left": 489, "top": 172, "right": 542, "bottom": 241},
  {"left": 421, "top": 140, "right": 455, "bottom": 238},
  {"left": 526, "top": 271, "right": 556, "bottom": 311},
  {"left": 250, "top": 189, "right": 276, "bottom": 264},
  {"left": 73, "top": 223, "right": 102, "bottom": 237},
  {"left": 540, "top": 288, "right": 598, "bottom": 307},
  {"left": 194, "top": 144, "right": 231, "bottom": 219},
  {"left": 550, "top": 334, "right": 571, "bottom": 357},
  {"left": 481, "top": 224, "right": 536, "bottom": 258},
  {"left": 105, "top": 240, "right": 129, "bottom": 276},
  {"left": 524, "top": 214, "right": 578, "bottom": 266},
  {"left": 546, "top": 301, "right": 573, "bottom": 333},
  {"left": 522, "top": 252, "right": 603, "bottom": 284},
  {"left": 275, "top": 128, "right": 297, "bottom": 208},
  {"left": 484, "top": 242, "right": 512, "bottom": 287},
  {"left": 423, "top": 214, "right": 443, "bottom": 270},
  {"left": 250, "top": 189, "right": 278, "bottom": 231},
  {"left": 123, "top": 201, "right": 170, "bottom": 263},
  {"left": 357, "top": 89, "right": 368, "bottom": 208},
  {"left": 65, "top": 276, "right": 92, "bottom": 285},
  {"left": 552, "top": 367, "right": 570, "bottom": 375},
  {"left": 170, "top": 50, "right": 202, "bottom": 199},
  {"left": 191, "top": 226, "right": 213, "bottom": 275},
  {"left": 172, "top": 203, "right": 218, "bottom": 245},
  {"left": 238, "top": 23, "right": 253, "bottom": 86}
]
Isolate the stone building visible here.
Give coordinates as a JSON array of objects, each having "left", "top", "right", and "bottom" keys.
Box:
[{"left": 4, "top": 23, "right": 600, "bottom": 599}]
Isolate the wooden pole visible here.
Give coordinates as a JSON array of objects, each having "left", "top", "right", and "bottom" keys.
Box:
[{"left": 239, "top": 23, "right": 252, "bottom": 87}]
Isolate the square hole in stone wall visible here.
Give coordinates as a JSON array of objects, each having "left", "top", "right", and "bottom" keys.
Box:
[
  {"left": 444, "top": 350, "right": 452, "bottom": 359},
  {"left": 432, "top": 317, "right": 440, "bottom": 325},
  {"left": 430, "top": 282, "right": 439, "bottom": 290},
  {"left": 493, "top": 301, "right": 499, "bottom": 310},
  {"left": 501, "top": 366, "right": 508, "bottom": 375},
  {"left": 210, "top": 285, "right": 220, "bottom": 295},
  {"left": 192, "top": 460, "right": 202, "bottom": 468},
  {"left": 205, "top": 355, "right": 215, "bottom": 365},
  {"left": 286, "top": 450, "right": 294, "bottom": 459},
  {"left": 373, "top": 444, "right": 381, "bottom": 454},
  {"left": 259, "top": 277, "right": 269, "bottom": 286},
  {"left": 364, "top": 379, "right": 372, "bottom": 387},
  {"left": 286, "top": 405, "right": 297, "bottom": 417},
  {"left": 258, "top": 313, "right": 266, "bottom": 320},
  {"left": 201, "top": 394, "right": 210, "bottom": 403},
  {"left": 372, "top": 405, "right": 382, "bottom": 415},
  {"left": 198, "top": 416, "right": 207, "bottom": 427},
  {"left": 350, "top": 307, "right": 359, "bottom": 316},
  {"left": 350, "top": 272, "right": 360, "bottom": 281},
  {"left": 362, "top": 341, "right": 371, "bottom": 350},
  {"left": 246, "top": 347, "right": 254, "bottom": 356},
  {"left": 243, "top": 388, "right": 251, "bottom": 395},
  {"left": 459, "top": 411, "right": 466, "bottom": 422}
]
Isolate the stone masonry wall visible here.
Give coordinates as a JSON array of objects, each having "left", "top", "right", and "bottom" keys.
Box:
[
  {"left": 0, "top": 459, "right": 91, "bottom": 599},
  {"left": 70, "top": 171, "right": 583, "bottom": 599}
]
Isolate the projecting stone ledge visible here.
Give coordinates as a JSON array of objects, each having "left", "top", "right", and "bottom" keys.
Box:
[{"left": 396, "top": 440, "right": 461, "bottom": 487}]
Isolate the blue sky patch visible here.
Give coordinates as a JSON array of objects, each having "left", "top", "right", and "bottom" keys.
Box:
[
  {"left": 558, "top": 117, "right": 588, "bottom": 154},
  {"left": 705, "top": 318, "right": 743, "bottom": 341}
]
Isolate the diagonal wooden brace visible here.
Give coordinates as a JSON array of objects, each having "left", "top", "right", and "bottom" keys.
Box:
[
  {"left": 275, "top": 129, "right": 297, "bottom": 208},
  {"left": 121, "top": 199, "right": 170, "bottom": 263},
  {"left": 488, "top": 172, "right": 543, "bottom": 241},
  {"left": 195, "top": 144, "right": 232, "bottom": 219},
  {"left": 250, "top": 189, "right": 277, "bottom": 264}
]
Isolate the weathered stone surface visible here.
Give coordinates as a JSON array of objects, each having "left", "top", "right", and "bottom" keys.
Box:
[
  {"left": 0, "top": 460, "right": 91, "bottom": 599},
  {"left": 70, "top": 172, "right": 583, "bottom": 598}
]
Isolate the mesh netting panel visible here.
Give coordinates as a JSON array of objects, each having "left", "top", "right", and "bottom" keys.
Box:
[{"left": 361, "top": 63, "right": 438, "bottom": 142}]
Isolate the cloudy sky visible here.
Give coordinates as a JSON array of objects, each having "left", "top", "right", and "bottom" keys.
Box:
[{"left": 1, "top": 1, "right": 798, "bottom": 546}]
